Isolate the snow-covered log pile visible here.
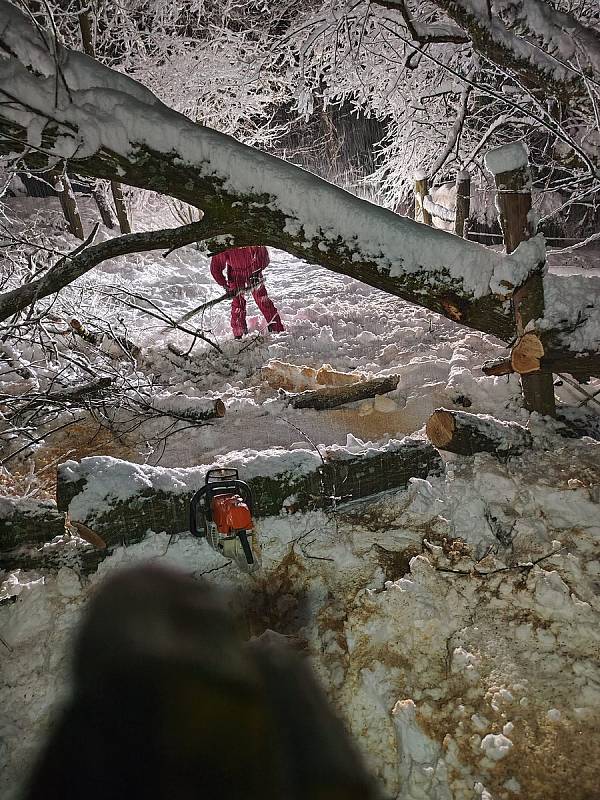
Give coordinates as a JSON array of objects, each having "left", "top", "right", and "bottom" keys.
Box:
[{"left": 55, "top": 439, "right": 443, "bottom": 548}]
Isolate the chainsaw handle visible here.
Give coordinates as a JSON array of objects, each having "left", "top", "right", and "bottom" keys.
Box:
[{"left": 189, "top": 486, "right": 209, "bottom": 538}]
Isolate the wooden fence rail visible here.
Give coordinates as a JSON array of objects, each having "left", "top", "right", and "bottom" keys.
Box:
[{"left": 414, "top": 171, "right": 471, "bottom": 238}]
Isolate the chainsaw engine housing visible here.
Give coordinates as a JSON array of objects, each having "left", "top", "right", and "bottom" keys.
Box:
[{"left": 190, "top": 468, "right": 259, "bottom": 572}]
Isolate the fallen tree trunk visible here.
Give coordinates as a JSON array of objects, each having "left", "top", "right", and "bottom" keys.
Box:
[
  {"left": 0, "top": 542, "right": 107, "bottom": 575},
  {"left": 1, "top": 3, "right": 596, "bottom": 368},
  {"left": 56, "top": 440, "right": 443, "bottom": 547},
  {"left": 0, "top": 497, "right": 66, "bottom": 551},
  {"left": 426, "top": 408, "right": 533, "bottom": 457},
  {"left": 0, "top": 2, "right": 550, "bottom": 344},
  {"left": 285, "top": 375, "right": 399, "bottom": 410}
]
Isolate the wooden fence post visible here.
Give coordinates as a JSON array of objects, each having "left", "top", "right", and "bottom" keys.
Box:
[
  {"left": 485, "top": 143, "right": 556, "bottom": 417},
  {"left": 414, "top": 170, "right": 432, "bottom": 225},
  {"left": 455, "top": 171, "right": 470, "bottom": 238}
]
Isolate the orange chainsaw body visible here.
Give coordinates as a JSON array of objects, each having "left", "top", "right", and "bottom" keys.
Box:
[{"left": 211, "top": 493, "right": 253, "bottom": 536}]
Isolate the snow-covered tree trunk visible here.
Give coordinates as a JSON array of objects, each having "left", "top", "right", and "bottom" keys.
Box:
[
  {"left": 0, "top": 1, "right": 543, "bottom": 343},
  {"left": 56, "top": 442, "right": 443, "bottom": 548},
  {"left": 0, "top": 1, "right": 596, "bottom": 377}
]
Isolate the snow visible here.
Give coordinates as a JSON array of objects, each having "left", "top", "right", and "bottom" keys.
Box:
[
  {"left": 0, "top": 2, "right": 544, "bottom": 304},
  {"left": 0, "top": 35, "right": 599, "bottom": 797},
  {"left": 484, "top": 142, "right": 529, "bottom": 176}
]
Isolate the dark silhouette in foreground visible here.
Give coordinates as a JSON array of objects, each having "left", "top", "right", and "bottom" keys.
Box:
[{"left": 22, "top": 565, "right": 380, "bottom": 800}]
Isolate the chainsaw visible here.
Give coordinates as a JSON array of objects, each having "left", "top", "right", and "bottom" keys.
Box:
[{"left": 189, "top": 468, "right": 260, "bottom": 573}]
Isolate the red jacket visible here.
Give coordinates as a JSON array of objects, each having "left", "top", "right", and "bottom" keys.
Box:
[{"left": 210, "top": 246, "right": 270, "bottom": 290}]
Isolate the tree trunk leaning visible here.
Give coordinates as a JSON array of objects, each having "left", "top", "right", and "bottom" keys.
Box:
[
  {"left": 285, "top": 375, "right": 399, "bottom": 410},
  {"left": 92, "top": 181, "right": 116, "bottom": 228},
  {"left": 486, "top": 143, "right": 556, "bottom": 416},
  {"left": 54, "top": 174, "right": 84, "bottom": 240},
  {"left": 426, "top": 409, "right": 533, "bottom": 457},
  {"left": 110, "top": 181, "right": 132, "bottom": 234}
]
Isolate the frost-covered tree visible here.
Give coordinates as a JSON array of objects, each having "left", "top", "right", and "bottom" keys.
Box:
[
  {"left": 273, "top": 0, "right": 600, "bottom": 212},
  {"left": 0, "top": 0, "right": 598, "bottom": 383}
]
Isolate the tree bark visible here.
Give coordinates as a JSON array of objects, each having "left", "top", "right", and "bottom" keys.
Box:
[
  {"left": 53, "top": 173, "right": 84, "bottom": 240},
  {"left": 56, "top": 441, "right": 444, "bottom": 547},
  {"left": 91, "top": 181, "right": 116, "bottom": 228},
  {"left": 0, "top": 498, "right": 66, "bottom": 551},
  {"left": 285, "top": 375, "right": 400, "bottom": 410},
  {"left": 454, "top": 172, "right": 471, "bottom": 238},
  {"left": 426, "top": 408, "right": 533, "bottom": 457},
  {"left": 110, "top": 180, "right": 132, "bottom": 234}
]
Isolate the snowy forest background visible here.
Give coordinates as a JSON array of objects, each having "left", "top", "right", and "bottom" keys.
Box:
[{"left": 1, "top": 1, "right": 600, "bottom": 800}]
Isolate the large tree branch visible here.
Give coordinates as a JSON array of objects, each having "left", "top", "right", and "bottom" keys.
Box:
[
  {"left": 0, "top": 0, "right": 597, "bottom": 376},
  {"left": 0, "top": 220, "right": 216, "bottom": 323},
  {"left": 375, "top": 0, "right": 600, "bottom": 103},
  {"left": 0, "top": 1, "right": 542, "bottom": 342}
]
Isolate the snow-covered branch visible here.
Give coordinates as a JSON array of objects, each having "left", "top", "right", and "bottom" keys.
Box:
[
  {"left": 398, "top": 0, "right": 600, "bottom": 102},
  {"left": 0, "top": 220, "right": 212, "bottom": 323}
]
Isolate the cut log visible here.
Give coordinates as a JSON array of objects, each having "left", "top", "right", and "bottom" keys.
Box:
[
  {"left": 262, "top": 361, "right": 367, "bottom": 392},
  {"left": 262, "top": 361, "right": 318, "bottom": 391},
  {"left": 511, "top": 331, "right": 544, "bottom": 375},
  {"left": 150, "top": 396, "right": 225, "bottom": 422},
  {"left": 316, "top": 365, "right": 366, "bottom": 387},
  {"left": 56, "top": 439, "right": 443, "bottom": 547},
  {"left": 482, "top": 345, "right": 600, "bottom": 382},
  {"left": 481, "top": 357, "right": 514, "bottom": 377},
  {"left": 426, "top": 409, "right": 533, "bottom": 457},
  {"left": 286, "top": 375, "right": 399, "bottom": 410},
  {"left": 0, "top": 497, "right": 66, "bottom": 551}
]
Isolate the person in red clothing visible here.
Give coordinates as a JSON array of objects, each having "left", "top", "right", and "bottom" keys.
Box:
[{"left": 210, "top": 246, "right": 284, "bottom": 339}]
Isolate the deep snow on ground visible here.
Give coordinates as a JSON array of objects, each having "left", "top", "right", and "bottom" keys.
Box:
[{"left": 1, "top": 199, "right": 600, "bottom": 800}]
